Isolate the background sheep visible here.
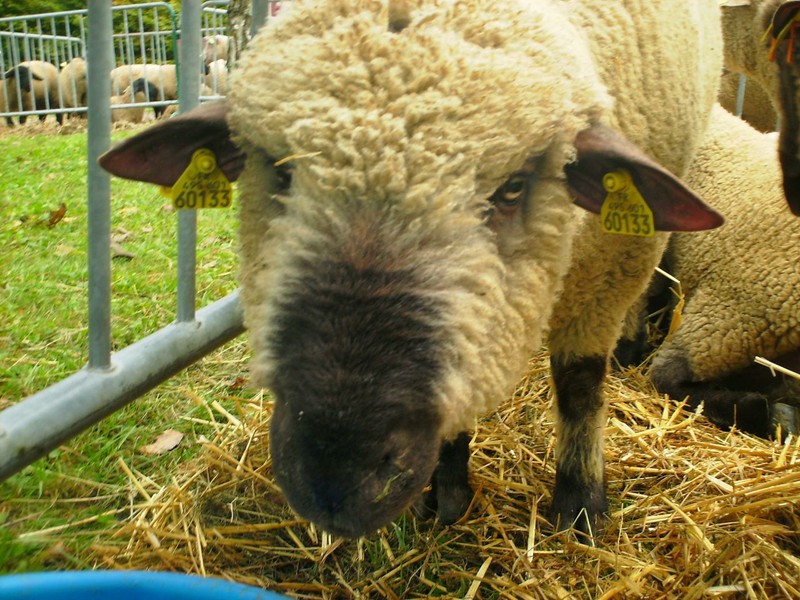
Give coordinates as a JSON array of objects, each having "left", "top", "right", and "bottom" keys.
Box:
[
  {"left": 718, "top": 69, "right": 779, "bottom": 132},
  {"left": 0, "top": 71, "right": 21, "bottom": 126},
  {"left": 203, "top": 59, "right": 228, "bottom": 96},
  {"left": 639, "top": 105, "right": 800, "bottom": 439},
  {"left": 110, "top": 63, "right": 177, "bottom": 102},
  {"left": 58, "top": 57, "right": 88, "bottom": 118},
  {"left": 110, "top": 83, "right": 149, "bottom": 124},
  {"left": 100, "top": 0, "right": 723, "bottom": 540},
  {"left": 202, "top": 34, "right": 230, "bottom": 66},
  {"left": 129, "top": 77, "right": 170, "bottom": 119},
  {"left": 720, "top": 0, "right": 800, "bottom": 213},
  {"left": 3, "top": 61, "right": 62, "bottom": 125}
]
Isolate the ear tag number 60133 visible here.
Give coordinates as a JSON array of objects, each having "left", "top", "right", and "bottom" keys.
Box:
[
  {"left": 600, "top": 169, "right": 654, "bottom": 237},
  {"left": 161, "top": 148, "right": 233, "bottom": 210}
]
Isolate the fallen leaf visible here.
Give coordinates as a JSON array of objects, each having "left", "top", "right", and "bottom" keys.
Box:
[
  {"left": 38, "top": 202, "right": 67, "bottom": 228},
  {"left": 228, "top": 376, "right": 247, "bottom": 390},
  {"left": 139, "top": 429, "right": 184, "bottom": 455},
  {"left": 111, "top": 241, "right": 135, "bottom": 260}
]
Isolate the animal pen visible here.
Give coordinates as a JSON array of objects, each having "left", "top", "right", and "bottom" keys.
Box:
[
  {"left": 0, "top": 2, "right": 799, "bottom": 598},
  {"left": 0, "top": 0, "right": 277, "bottom": 482}
]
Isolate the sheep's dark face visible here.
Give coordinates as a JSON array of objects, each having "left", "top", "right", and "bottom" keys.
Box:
[{"left": 266, "top": 260, "right": 443, "bottom": 537}]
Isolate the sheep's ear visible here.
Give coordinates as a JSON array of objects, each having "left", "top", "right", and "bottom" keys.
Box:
[
  {"left": 772, "top": 1, "right": 800, "bottom": 38},
  {"left": 98, "top": 100, "right": 246, "bottom": 187},
  {"left": 767, "top": 1, "right": 800, "bottom": 215},
  {"left": 564, "top": 125, "right": 724, "bottom": 231}
]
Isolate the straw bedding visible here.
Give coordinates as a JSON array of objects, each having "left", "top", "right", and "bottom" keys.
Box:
[{"left": 90, "top": 351, "right": 799, "bottom": 599}]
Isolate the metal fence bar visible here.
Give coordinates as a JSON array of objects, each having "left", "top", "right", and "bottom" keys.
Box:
[
  {"left": 86, "top": 0, "right": 113, "bottom": 370},
  {"left": 177, "top": 2, "right": 201, "bottom": 323},
  {"left": 0, "top": 293, "right": 245, "bottom": 481},
  {"left": 0, "top": 1, "right": 278, "bottom": 483}
]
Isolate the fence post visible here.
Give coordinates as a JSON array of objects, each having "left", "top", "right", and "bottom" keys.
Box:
[
  {"left": 177, "top": 2, "right": 202, "bottom": 323},
  {"left": 86, "top": 0, "right": 113, "bottom": 370},
  {"left": 251, "top": 0, "right": 268, "bottom": 37}
]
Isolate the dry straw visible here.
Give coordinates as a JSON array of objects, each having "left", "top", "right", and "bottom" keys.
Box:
[{"left": 84, "top": 351, "right": 798, "bottom": 599}]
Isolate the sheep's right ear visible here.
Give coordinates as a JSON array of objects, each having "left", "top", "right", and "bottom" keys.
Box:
[
  {"left": 98, "top": 100, "right": 246, "bottom": 187},
  {"left": 771, "top": 1, "right": 800, "bottom": 39}
]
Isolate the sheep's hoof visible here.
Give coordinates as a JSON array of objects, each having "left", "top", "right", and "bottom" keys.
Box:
[
  {"left": 551, "top": 474, "right": 607, "bottom": 543},
  {"left": 411, "top": 431, "right": 473, "bottom": 525},
  {"left": 771, "top": 402, "right": 800, "bottom": 440},
  {"left": 412, "top": 477, "right": 473, "bottom": 525}
]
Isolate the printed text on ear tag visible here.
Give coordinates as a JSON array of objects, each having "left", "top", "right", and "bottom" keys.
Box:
[
  {"left": 167, "top": 148, "right": 233, "bottom": 210},
  {"left": 600, "top": 169, "right": 654, "bottom": 237}
]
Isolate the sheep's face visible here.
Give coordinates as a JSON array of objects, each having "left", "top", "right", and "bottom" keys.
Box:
[
  {"left": 759, "top": 0, "right": 800, "bottom": 214},
  {"left": 228, "top": 0, "right": 606, "bottom": 536}
]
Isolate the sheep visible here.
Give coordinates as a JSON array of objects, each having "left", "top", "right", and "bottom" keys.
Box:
[
  {"left": 3, "top": 61, "right": 63, "bottom": 125},
  {"left": 110, "top": 83, "right": 150, "bottom": 124},
  {"left": 99, "top": 0, "right": 724, "bottom": 540},
  {"left": 202, "top": 34, "right": 230, "bottom": 66},
  {"left": 720, "top": 0, "right": 800, "bottom": 213},
  {"left": 635, "top": 105, "right": 800, "bottom": 439},
  {"left": 159, "top": 104, "right": 179, "bottom": 119},
  {"left": 0, "top": 72, "right": 20, "bottom": 126},
  {"left": 110, "top": 64, "right": 177, "bottom": 102},
  {"left": 129, "top": 77, "right": 170, "bottom": 119},
  {"left": 58, "top": 57, "right": 88, "bottom": 118},
  {"left": 718, "top": 69, "right": 778, "bottom": 132},
  {"left": 203, "top": 59, "right": 228, "bottom": 96}
]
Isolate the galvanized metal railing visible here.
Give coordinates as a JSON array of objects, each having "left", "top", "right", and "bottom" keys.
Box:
[{"left": 0, "top": 1, "right": 277, "bottom": 481}]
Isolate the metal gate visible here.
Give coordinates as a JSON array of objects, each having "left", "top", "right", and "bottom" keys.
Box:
[{"left": 0, "top": 1, "right": 278, "bottom": 481}]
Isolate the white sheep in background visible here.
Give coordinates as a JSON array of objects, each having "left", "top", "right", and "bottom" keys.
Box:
[
  {"left": 58, "top": 57, "right": 88, "bottom": 118},
  {"left": 1, "top": 72, "right": 20, "bottom": 126},
  {"left": 110, "top": 83, "right": 150, "bottom": 124},
  {"left": 3, "top": 61, "right": 62, "bottom": 125},
  {"left": 645, "top": 105, "right": 800, "bottom": 438},
  {"left": 110, "top": 63, "right": 177, "bottom": 102},
  {"left": 203, "top": 59, "right": 228, "bottom": 96},
  {"left": 718, "top": 69, "right": 778, "bottom": 132},
  {"left": 202, "top": 34, "right": 230, "bottom": 65},
  {"left": 100, "top": 0, "right": 723, "bottom": 540},
  {"left": 720, "top": 0, "right": 800, "bottom": 213}
]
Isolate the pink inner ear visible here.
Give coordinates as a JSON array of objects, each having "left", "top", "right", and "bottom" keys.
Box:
[{"left": 98, "top": 100, "right": 246, "bottom": 187}]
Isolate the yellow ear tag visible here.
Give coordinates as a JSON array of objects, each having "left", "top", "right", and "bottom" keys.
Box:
[
  {"left": 166, "top": 148, "right": 233, "bottom": 210},
  {"left": 599, "top": 169, "right": 654, "bottom": 237}
]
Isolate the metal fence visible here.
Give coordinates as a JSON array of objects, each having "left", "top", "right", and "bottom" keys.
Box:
[
  {"left": 0, "top": 1, "right": 277, "bottom": 125},
  {"left": 0, "top": 1, "right": 280, "bottom": 481}
]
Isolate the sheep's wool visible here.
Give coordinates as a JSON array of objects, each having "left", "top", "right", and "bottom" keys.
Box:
[
  {"left": 227, "top": 0, "right": 722, "bottom": 437},
  {"left": 663, "top": 106, "right": 800, "bottom": 380}
]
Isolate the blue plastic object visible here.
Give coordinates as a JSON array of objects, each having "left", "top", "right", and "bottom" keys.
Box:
[{"left": 0, "top": 570, "right": 288, "bottom": 600}]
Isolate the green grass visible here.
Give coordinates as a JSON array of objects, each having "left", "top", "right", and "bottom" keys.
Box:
[{"left": 0, "top": 125, "right": 248, "bottom": 573}]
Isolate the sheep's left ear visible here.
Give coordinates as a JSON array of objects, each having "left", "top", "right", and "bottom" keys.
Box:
[
  {"left": 771, "top": 1, "right": 800, "bottom": 39},
  {"left": 99, "top": 100, "right": 245, "bottom": 187},
  {"left": 564, "top": 125, "right": 724, "bottom": 231}
]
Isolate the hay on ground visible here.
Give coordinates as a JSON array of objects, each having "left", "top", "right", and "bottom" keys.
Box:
[{"left": 54, "top": 352, "right": 800, "bottom": 598}]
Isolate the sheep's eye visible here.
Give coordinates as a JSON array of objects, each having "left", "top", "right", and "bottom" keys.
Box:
[
  {"left": 490, "top": 173, "right": 529, "bottom": 211},
  {"left": 275, "top": 164, "right": 292, "bottom": 191},
  {"left": 500, "top": 176, "right": 526, "bottom": 203}
]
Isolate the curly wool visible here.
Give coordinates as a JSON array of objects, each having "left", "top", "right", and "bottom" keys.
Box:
[
  {"left": 229, "top": 0, "right": 722, "bottom": 438},
  {"left": 654, "top": 104, "right": 800, "bottom": 381}
]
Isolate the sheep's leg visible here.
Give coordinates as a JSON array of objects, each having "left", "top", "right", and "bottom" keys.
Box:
[
  {"left": 413, "top": 432, "right": 472, "bottom": 524},
  {"left": 649, "top": 351, "right": 798, "bottom": 438},
  {"left": 550, "top": 353, "right": 608, "bottom": 538}
]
